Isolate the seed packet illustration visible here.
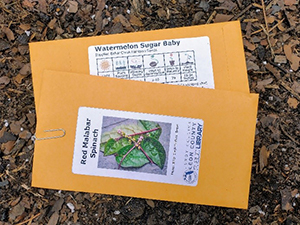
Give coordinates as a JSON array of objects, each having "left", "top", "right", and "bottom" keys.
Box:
[
  {"left": 72, "top": 107, "right": 203, "bottom": 186},
  {"left": 30, "top": 21, "right": 250, "bottom": 108},
  {"left": 33, "top": 70, "right": 258, "bottom": 209}
]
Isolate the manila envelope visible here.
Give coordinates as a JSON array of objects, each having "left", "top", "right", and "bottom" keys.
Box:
[
  {"left": 29, "top": 21, "right": 249, "bottom": 109},
  {"left": 33, "top": 70, "right": 258, "bottom": 209}
]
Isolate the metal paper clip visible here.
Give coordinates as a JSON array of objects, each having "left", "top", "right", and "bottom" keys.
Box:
[{"left": 35, "top": 128, "right": 66, "bottom": 141}]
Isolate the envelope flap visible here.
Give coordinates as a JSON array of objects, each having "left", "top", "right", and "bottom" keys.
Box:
[{"left": 33, "top": 70, "right": 258, "bottom": 209}]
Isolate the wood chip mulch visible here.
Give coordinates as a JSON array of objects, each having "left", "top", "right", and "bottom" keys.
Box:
[{"left": 0, "top": 0, "right": 299, "bottom": 224}]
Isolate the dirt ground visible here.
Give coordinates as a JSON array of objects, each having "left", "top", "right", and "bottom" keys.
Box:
[{"left": 0, "top": 0, "right": 300, "bottom": 224}]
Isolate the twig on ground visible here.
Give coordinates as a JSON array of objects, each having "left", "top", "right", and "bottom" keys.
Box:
[
  {"left": 278, "top": 80, "right": 300, "bottom": 101},
  {"left": 265, "top": 63, "right": 300, "bottom": 101},
  {"left": 15, "top": 213, "right": 41, "bottom": 225},
  {"left": 231, "top": 3, "right": 253, "bottom": 20},
  {"left": 269, "top": 19, "right": 285, "bottom": 33},
  {"left": 206, "top": 11, "right": 216, "bottom": 24},
  {"left": 280, "top": 124, "right": 300, "bottom": 146},
  {"left": 260, "top": 25, "right": 275, "bottom": 58},
  {"left": 260, "top": 0, "right": 275, "bottom": 58}
]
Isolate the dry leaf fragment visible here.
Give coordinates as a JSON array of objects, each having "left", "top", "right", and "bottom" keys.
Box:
[
  {"left": 131, "top": 0, "right": 143, "bottom": 13},
  {"left": 270, "top": 127, "right": 281, "bottom": 141},
  {"left": 287, "top": 97, "right": 299, "bottom": 108},
  {"left": 56, "top": 27, "right": 64, "bottom": 35},
  {"left": 146, "top": 199, "right": 155, "bottom": 208},
  {"left": 37, "top": 0, "right": 47, "bottom": 13},
  {"left": 114, "top": 14, "right": 133, "bottom": 31},
  {"left": 284, "top": 44, "right": 293, "bottom": 62},
  {"left": 284, "top": 0, "right": 297, "bottom": 5},
  {"left": 48, "top": 198, "right": 64, "bottom": 216},
  {"left": 47, "top": 212, "right": 59, "bottom": 225},
  {"left": 274, "top": 55, "right": 287, "bottom": 64},
  {"left": 290, "top": 56, "right": 300, "bottom": 71},
  {"left": 252, "top": 217, "right": 262, "bottom": 225},
  {"left": 67, "top": 1, "right": 78, "bottom": 13},
  {"left": 2, "top": 27, "right": 15, "bottom": 41},
  {"left": 97, "top": 0, "right": 106, "bottom": 11},
  {"left": 280, "top": 188, "right": 294, "bottom": 211},
  {"left": 19, "top": 130, "right": 32, "bottom": 140},
  {"left": 199, "top": 0, "right": 210, "bottom": 12},
  {"left": 10, "top": 197, "right": 21, "bottom": 207},
  {"left": 259, "top": 146, "right": 270, "bottom": 171},
  {"left": 0, "top": 39, "right": 10, "bottom": 51},
  {"left": 260, "top": 114, "right": 278, "bottom": 128},
  {"left": 26, "top": 113, "right": 36, "bottom": 126},
  {"left": 1, "top": 140, "right": 15, "bottom": 155},
  {"left": 284, "top": 44, "right": 300, "bottom": 71},
  {"left": 48, "top": 18, "right": 57, "bottom": 29},
  {"left": 157, "top": 8, "right": 167, "bottom": 18},
  {"left": 277, "top": 23, "right": 286, "bottom": 31},
  {"left": 243, "top": 39, "right": 256, "bottom": 51},
  {"left": 109, "top": 22, "right": 124, "bottom": 34},
  {"left": 10, "top": 122, "right": 21, "bottom": 135},
  {"left": 94, "top": 11, "right": 103, "bottom": 33},
  {"left": 291, "top": 81, "right": 300, "bottom": 93},
  {"left": 214, "top": 14, "right": 233, "bottom": 23},
  {"left": 150, "top": 0, "right": 163, "bottom": 6},
  {"left": 0, "top": 76, "right": 10, "bottom": 89},
  {"left": 216, "top": 0, "right": 237, "bottom": 11},
  {"left": 9, "top": 202, "right": 25, "bottom": 222},
  {"left": 0, "top": 130, "right": 17, "bottom": 144},
  {"left": 19, "top": 24, "right": 31, "bottom": 30},
  {"left": 267, "top": 16, "right": 275, "bottom": 23},
  {"left": 192, "top": 11, "right": 205, "bottom": 25},
  {"left": 14, "top": 74, "right": 27, "bottom": 85},
  {"left": 291, "top": 189, "right": 298, "bottom": 197},
  {"left": 22, "top": 0, "right": 34, "bottom": 8},
  {"left": 257, "top": 78, "right": 274, "bottom": 91},
  {"left": 246, "top": 60, "right": 259, "bottom": 71},
  {"left": 19, "top": 63, "right": 31, "bottom": 75},
  {"left": 129, "top": 14, "right": 143, "bottom": 27}
]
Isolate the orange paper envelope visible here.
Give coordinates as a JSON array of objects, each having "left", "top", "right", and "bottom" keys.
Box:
[
  {"left": 29, "top": 21, "right": 249, "bottom": 107},
  {"left": 33, "top": 70, "right": 258, "bottom": 209}
]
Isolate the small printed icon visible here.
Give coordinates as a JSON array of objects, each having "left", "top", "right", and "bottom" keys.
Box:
[
  {"left": 169, "top": 53, "right": 175, "bottom": 66},
  {"left": 130, "top": 57, "right": 142, "bottom": 69},
  {"left": 182, "top": 53, "right": 193, "bottom": 65},
  {"left": 115, "top": 59, "right": 126, "bottom": 70},
  {"left": 183, "top": 170, "right": 197, "bottom": 184},
  {"left": 149, "top": 55, "right": 159, "bottom": 67},
  {"left": 99, "top": 60, "right": 111, "bottom": 71}
]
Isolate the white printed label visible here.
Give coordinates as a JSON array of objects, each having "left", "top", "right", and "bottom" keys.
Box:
[
  {"left": 73, "top": 107, "right": 204, "bottom": 186},
  {"left": 88, "top": 37, "right": 214, "bottom": 88}
]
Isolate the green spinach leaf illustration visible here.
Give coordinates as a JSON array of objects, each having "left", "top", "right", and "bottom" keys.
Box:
[{"left": 101, "top": 120, "right": 166, "bottom": 169}]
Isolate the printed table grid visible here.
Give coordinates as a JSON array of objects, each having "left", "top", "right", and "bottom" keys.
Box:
[{"left": 96, "top": 50, "right": 197, "bottom": 83}]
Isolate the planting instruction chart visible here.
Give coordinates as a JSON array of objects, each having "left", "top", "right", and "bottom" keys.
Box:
[{"left": 88, "top": 37, "right": 214, "bottom": 88}]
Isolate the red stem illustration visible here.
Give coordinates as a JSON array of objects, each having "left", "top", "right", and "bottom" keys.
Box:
[
  {"left": 115, "top": 127, "right": 160, "bottom": 141},
  {"left": 117, "top": 130, "right": 155, "bottom": 167},
  {"left": 138, "top": 146, "right": 154, "bottom": 164},
  {"left": 118, "top": 145, "right": 135, "bottom": 169},
  {"left": 118, "top": 136, "right": 144, "bottom": 168}
]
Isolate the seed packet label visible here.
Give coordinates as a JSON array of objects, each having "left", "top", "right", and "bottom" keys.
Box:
[
  {"left": 73, "top": 107, "right": 204, "bottom": 186},
  {"left": 88, "top": 37, "right": 214, "bottom": 88}
]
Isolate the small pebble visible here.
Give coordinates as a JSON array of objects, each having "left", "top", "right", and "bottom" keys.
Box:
[
  {"left": 67, "top": 202, "right": 75, "bottom": 213},
  {"left": 114, "top": 210, "right": 120, "bottom": 215},
  {"left": 76, "top": 27, "right": 82, "bottom": 33}
]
